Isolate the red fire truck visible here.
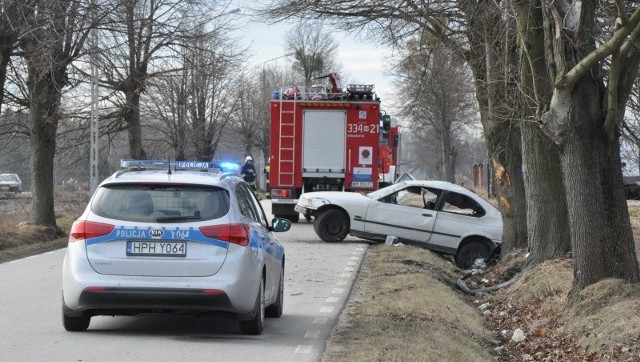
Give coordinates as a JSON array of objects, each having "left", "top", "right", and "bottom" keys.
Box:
[{"left": 269, "top": 74, "right": 385, "bottom": 222}]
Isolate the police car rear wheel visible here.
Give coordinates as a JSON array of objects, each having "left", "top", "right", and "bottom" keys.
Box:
[
  {"left": 63, "top": 314, "right": 91, "bottom": 332},
  {"left": 240, "top": 277, "right": 265, "bottom": 335}
]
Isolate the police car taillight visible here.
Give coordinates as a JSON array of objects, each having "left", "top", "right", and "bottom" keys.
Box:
[
  {"left": 200, "top": 224, "right": 250, "bottom": 246},
  {"left": 271, "top": 189, "right": 292, "bottom": 199},
  {"left": 69, "top": 220, "right": 114, "bottom": 242}
]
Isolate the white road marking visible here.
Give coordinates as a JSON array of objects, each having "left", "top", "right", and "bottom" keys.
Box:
[
  {"left": 326, "top": 297, "right": 339, "bottom": 303},
  {"left": 304, "top": 330, "right": 321, "bottom": 339},
  {"left": 312, "top": 316, "right": 328, "bottom": 325},
  {"left": 294, "top": 345, "right": 313, "bottom": 354},
  {"left": 319, "top": 306, "right": 334, "bottom": 313},
  {"left": 332, "top": 288, "right": 344, "bottom": 294}
]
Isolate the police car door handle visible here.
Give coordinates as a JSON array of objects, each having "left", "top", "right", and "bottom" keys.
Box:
[{"left": 422, "top": 213, "right": 433, "bottom": 217}]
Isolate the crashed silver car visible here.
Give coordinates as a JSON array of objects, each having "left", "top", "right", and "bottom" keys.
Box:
[{"left": 295, "top": 180, "right": 503, "bottom": 269}]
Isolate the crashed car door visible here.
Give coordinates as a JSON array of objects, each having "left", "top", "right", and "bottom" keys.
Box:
[{"left": 363, "top": 187, "right": 436, "bottom": 243}]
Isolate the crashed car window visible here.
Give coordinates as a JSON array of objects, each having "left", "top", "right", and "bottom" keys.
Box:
[
  {"left": 396, "top": 187, "right": 425, "bottom": 208},
  {"left": 91, "top": 184, "right": 230, "bottom": 222},
  {"left": 441, "top": 192, "right": 485, "bottom": 217}
]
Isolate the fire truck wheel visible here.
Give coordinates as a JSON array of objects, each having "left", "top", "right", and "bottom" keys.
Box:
[{"left": 314, "top": 209, "right": 349, "bottom": 242}]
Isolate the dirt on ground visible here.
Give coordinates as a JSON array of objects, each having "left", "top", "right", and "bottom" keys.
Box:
[{"left": 2, "top": 193, "right": 640, "bottom": 360}]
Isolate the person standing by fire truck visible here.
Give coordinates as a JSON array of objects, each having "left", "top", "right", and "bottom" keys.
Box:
[{"left": 241, "top": 156, "right": 257, "bottom": 191}]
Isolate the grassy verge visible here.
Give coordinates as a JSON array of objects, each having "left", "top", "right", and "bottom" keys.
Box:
[{"left": 323, "top": 244, "right": 494, "bottom": 361}]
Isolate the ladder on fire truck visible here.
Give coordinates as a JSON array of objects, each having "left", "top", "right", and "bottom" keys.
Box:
[{"left": 277, "top": 94, "right": 296, "bottom": 187}]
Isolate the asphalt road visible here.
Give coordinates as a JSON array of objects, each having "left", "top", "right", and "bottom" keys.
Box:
[{"left": 0, "top": 201, "right": 368, "bottom": 361}]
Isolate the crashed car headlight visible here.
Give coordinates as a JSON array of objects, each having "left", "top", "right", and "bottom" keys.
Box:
[{"left": 298, "top": 196, "right": 311, "bottom": 207}]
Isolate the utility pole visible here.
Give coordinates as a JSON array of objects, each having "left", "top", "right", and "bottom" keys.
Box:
[{"left": 89, "top": 0, "right": 99, "bottom": 195}]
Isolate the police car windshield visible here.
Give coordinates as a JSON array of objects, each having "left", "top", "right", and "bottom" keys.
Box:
[{"left": 91, "top": 184, "right": 230, "bottom": 223}]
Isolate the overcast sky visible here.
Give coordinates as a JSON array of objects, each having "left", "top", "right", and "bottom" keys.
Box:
[{"left": 229, "top": 1, "right": 397, "bottom": 109}]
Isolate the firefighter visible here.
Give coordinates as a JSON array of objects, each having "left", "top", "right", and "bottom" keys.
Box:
[
  {"left": 264, "top": 162, "right": 270, "bottom": 195},
  {"left": 241, "top": 156, "right": 257, "bottom": 191}
]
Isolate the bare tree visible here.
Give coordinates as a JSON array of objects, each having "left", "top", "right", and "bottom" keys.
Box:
[
  {"left": 94, "top": 0, "right": 228, "bottom": 159},
  {"left": 285, "top": 22, "right": 339, "bottom": 87},
  {"left": 516, "top": 1, "right": 640, "bottom": 292},
  {"left": 395, "top": 43, "right": 478, "bottom": 182},
  {"left": 16, "top": 0, "right": 96, "bottom": 228}
]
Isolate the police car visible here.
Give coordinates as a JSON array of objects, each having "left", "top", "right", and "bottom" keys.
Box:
[{"left": 62, "top": 160, "right": 290, "bottom": 335}]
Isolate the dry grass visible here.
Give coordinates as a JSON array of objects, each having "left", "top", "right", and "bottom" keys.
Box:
[
  {"left": 323, "top": 246, "right": 494, "bottom": 361},
  {"left": 0, "top": 190, "right": 87, "bottom": 262},
  {"left": 324, "top": 200, "right": 640, "bottom": 361}
]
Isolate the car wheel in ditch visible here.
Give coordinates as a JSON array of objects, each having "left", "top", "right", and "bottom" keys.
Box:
[
  {"left": 455, "top": 242, "right": 490, "bottom": 269},
  {"left": 265, "top": 266, "right": 284, "bottom": 318},
  {"left": 240, "top": 277, "right": 265, "bottom": 335},
  {"left": 314, "top": 209, "right": 349, "bottom": 242}
]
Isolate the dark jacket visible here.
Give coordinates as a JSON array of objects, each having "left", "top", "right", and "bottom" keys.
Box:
[{"left": 241, "top": 162, "right": 256, "bottom": 183}]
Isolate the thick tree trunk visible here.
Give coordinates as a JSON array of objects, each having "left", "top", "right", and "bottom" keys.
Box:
[
  {"left": 28, "top": 73, "right": 60, "bottom": 229},
  {"left": 521, "top": 123, "right": 570, "bottom": 264},
  {"left": 516, "top": 0, "right": 571, "bottom": 267},
  {"left": 461, "top": 0, "right": 528, "bottom": 254},
  {"left": 551, "top": 78, "right": 640, "bottom": 292},
  {"left": 125, "top": 90, "right": 146, "bottom": 159}
]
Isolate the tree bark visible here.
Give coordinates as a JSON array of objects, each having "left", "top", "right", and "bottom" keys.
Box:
[
  {"left": 124, "top": 89, "right": 147, "bottom": 159},
  {"left": 515, "top": 0, "right": 571, "bottom": 266},
  {"left": 27, "top": 65, "right": 63, "bottom": 229},
  {"left": 467, "top": 2, "right": 528, "bottom": 253}
]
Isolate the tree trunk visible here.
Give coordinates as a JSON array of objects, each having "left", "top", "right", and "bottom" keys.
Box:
[
  {"left": 551, "top": 77, "right": 640, "bottom": 293},
  {"left": 0, "top": 35, "right": 12, "bottom": 110},
  {"left": 28, "top": 72, "right": 60, "bottom": 229},
  {"left": 125, "top": 89, "right": 146, "bottom": 159},
  {"left": 516, "top": 0, "right": 571, "bottom": 267},
  {"left": 521, "top": 123, "right": 570, "bottom": 264}
]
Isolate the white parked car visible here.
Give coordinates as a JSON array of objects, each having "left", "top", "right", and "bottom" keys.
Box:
[
  {"left": 62, "top": 160, "right": 291, "bottom": 334},
  {"left": 0, "top": 173, "right": 22, "bottom": 193},
  {"left": 295, "top": 180, "right": 503, "bottom": 269}
]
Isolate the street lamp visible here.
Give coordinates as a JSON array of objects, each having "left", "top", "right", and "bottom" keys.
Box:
[
  {"left": 262, "top": 52, "right": 295, "bottom": 68},
  {"left": 262, "top": 52, "right": 295, "bottom": 97}
]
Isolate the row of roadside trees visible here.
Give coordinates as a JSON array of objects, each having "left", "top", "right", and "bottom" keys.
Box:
[
  {"left": 260, "top": 0, "right": 640, "bottom": 295},
  {"left": 0, "top": 1, "right": 346, "bottom": 233}
]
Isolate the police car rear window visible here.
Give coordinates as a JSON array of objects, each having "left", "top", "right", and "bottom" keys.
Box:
[{"left": 91, "top": 184, "right": 230, "bottom": 222}]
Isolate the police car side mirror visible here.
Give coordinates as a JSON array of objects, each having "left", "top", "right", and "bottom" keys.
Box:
[{"left": 271, "top": 218, "right": 292, "bottom": 232}]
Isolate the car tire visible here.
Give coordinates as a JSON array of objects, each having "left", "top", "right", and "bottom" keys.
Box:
[
  {"left": 63, "top": 313, "right": 91, "bottom": 332},
  {"left": 265, "top": 266, "right": 284, "bottom": 318},
  {"left": 314, "top": 209, "right": 349, "bottom": 242},
  {"left": 455, "top": 242, "right": 490, "bottom": 269},
  {"left": 240, "top": 277, "right": 265, "bottom": 335}
]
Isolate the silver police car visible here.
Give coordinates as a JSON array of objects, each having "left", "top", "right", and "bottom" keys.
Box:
[{"left": 62, "top": 160, "right": 290, "bottom": 335}]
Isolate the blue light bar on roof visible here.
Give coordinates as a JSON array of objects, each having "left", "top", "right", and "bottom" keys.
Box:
[
  {"left": 220, "top": 161, "right": 240, "bottom": 171},
  {"left": 120, "top": 159, "right": 220, "bottom": 170}
]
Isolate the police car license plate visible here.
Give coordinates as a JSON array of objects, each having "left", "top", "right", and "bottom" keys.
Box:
[{"left": 126, "top": 241, "right": 187, "bottom": 257}]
